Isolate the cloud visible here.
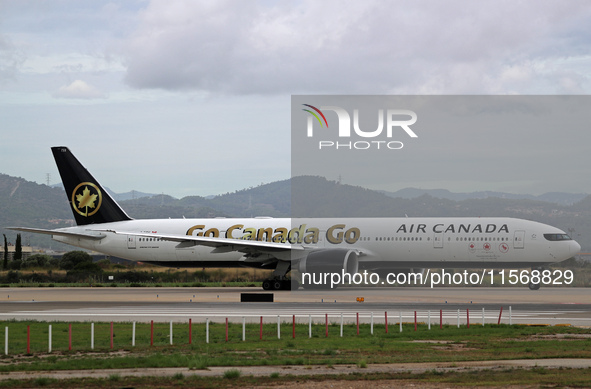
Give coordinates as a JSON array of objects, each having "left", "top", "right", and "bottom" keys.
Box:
[
  {"left": 53, "top": 80, "right": 107, "bottom": 99},
  {"left": 0, "top": 34, "right": 25, "bottom": 83},
  {"left": 121, "top": 0, "right": 591, "bottom": 95}
]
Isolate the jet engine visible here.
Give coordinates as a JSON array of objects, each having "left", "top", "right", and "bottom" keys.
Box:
[{"left": 298, "top": 249, "right": 359, "bottom": 277}]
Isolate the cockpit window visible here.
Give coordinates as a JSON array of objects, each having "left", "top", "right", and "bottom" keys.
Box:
[{"left": 543, "top": 233, "right": 572, "bottom": 241}]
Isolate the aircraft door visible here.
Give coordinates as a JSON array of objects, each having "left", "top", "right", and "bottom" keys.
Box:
[
  {"left": 433, "top": 233, "right": 443, "bottom": 248},
  {"left": 514, "top": 230, "right": 525, "bottom": 249},
  {"left": 127, "top": 235, "right": 136, "bottom": 249}
]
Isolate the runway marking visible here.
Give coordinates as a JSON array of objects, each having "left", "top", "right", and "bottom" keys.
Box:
[{"left": 1, "top": 306, "right": 588, "bottom": 324}]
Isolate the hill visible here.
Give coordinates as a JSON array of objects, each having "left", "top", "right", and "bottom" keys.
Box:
[{"left": 381, "top": 188, "right": 587, "bottom": 206}]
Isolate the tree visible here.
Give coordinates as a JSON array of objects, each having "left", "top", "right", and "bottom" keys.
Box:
[
  {"left": 60, "top": 251, "right": 93, "bottom": 270},
  {"left": 14, "top": 234, "right": 22, "bottom": 261},
  {"left": 23, "top": 254, "right": 52, "bottom": 269},
  {"left": 2, "top": 234, "right": 7, "bottom": 270}
]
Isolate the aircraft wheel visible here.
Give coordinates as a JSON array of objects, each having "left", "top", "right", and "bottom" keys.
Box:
[
  {"left": 273, "top": 280, "right": 283, "bottom": 290},
  {"left": 262, "top": 280, "right": 273, "bottom": 290},
  {"left": 529, "top": 267, "right": 542, "bottom": 290}
]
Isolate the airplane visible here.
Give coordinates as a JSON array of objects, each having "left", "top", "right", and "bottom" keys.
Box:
[{"left": 9, "top": 146, "right": 581, "bottom": 291}]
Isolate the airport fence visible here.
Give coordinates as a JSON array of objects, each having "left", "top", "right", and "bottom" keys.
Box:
[{"left": 0, "top": 307, "right": 515, "bottom": 355}]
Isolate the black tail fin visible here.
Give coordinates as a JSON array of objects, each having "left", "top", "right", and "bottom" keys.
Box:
[{"left": 52, "top": 146, "right": 132, "bottom": 226}]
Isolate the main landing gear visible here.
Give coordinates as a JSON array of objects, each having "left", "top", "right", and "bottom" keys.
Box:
[
  {"left": 262, "top": 260, "right": 298, "bottom": 291},
  {"left": 262, "top": 278, "right": 292, "bottom": 291}
]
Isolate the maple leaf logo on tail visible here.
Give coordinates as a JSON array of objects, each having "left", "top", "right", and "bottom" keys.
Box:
[
  {"left": 76, "top": 186, "right": 98, "bottom": 216},
  {"left": 71, "top": 182, "right": 103, "bottom": 217}
]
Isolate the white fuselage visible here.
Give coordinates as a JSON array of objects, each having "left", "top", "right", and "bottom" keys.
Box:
[{"left": 52, "top": 217, "right": 580, "bottom": 270}]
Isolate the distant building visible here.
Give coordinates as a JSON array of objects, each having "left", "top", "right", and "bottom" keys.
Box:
[{"left": 3, "top": 245, "right": 34, "bottom": 261}]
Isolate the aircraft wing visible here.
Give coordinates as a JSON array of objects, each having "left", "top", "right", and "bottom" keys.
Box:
[
  {"left": 113, "top": 231, "right": 371, "bottom": 260},
  {"left": 8, "top": 227, "right": 106, "bottom": 240},
  {"left": 101, "top": 230, "right": 307, "bottom": 252}
]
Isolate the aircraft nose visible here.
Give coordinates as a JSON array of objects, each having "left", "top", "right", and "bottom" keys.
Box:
[{"left": 572, "top": 240, "right": 582, "bottom": 256}]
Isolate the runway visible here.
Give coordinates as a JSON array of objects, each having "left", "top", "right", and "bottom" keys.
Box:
[{"left": 0, "top": 287, "right": 590, "bottom": 326}]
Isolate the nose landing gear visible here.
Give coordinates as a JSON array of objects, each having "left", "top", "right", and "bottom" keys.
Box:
[{"left": 528, "top": 266, "right": 542, "bottom": 290}]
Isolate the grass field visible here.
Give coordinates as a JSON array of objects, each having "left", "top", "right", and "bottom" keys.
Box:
[
  {"left": 1, "top": 320, "right": 591, "bottom": 369},
  {"left": 0, "top": 320, "right": 590, "bottom": 387}
]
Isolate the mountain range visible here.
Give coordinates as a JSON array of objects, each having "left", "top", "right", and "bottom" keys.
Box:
[{"left": 381, "top": 188, "right": 587, "bottom": 206}]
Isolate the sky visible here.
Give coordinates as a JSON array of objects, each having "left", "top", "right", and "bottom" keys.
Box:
[{"left": 1, "top": 0, "right": 591, "bottom": 198}]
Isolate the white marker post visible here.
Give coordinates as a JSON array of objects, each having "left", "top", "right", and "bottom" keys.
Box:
[
  {"left": 132, "top": 322, "right": 136, "bottom": 346},
  {"left": 4, "top": 327, "right": 7, "bottom": 355},
  {"left": 308, "top": 315, "right": 312, "bottom": 338},
  {"left": 91, "top": 323, "right": 94, "bottom": 350},
  {"left": 206, "top": 318, "right": 209, "bottom": 344},
  {"left": 509, "top": 306, "right": 512, "bottom": 325},
  {"left": 340, "top": 313, "right": 343, "bottom": 337},
  {"left": 48, "top": 325, "right": 52, "bottom": 353},
  {"left": 371, "top": 312, "right": 374, "bottom": 335},
  {"left": 399, "top": 312, "right": 402, "bottom": 333},
  {"left": 482, "top": 308, "right": 485, "bottom": 327},
  {"left": 170, "top": 321, "right": 173, "bottom": 345},
  {"left": 242, "top": 317, "right": 246, "bottom": 342},
  {"left": 428, "top": 310, "right": 431, "bottom": 330},
  {"left": 457, "top": 309, "right": 460, "bottom": 328},
  {"left": 277, "top": 315, "right": 281, "bottom": 339}
]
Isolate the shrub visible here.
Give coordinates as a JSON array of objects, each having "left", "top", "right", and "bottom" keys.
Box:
[
  {"left": 5, "top": 270, "right": 20, "bottom": 283},
  {"left": 96, "top": 258, "right": 112, "bottom": 269},
  {"left": 65, "top": 261, "right": 104, "bottom": 282},
  {"left": 9, "top": 259, "right": 22, "bottom": 270},
  {"left": 223, "top": 369, "right": 241, "bottom": 379}
]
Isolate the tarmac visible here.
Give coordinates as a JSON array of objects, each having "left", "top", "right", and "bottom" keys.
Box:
[
  {"left": 0, "top": 287, "right": 590, "bottom": 326},
  {"left": 0, "top": 287, "right": 590, "bottom": 386}
]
